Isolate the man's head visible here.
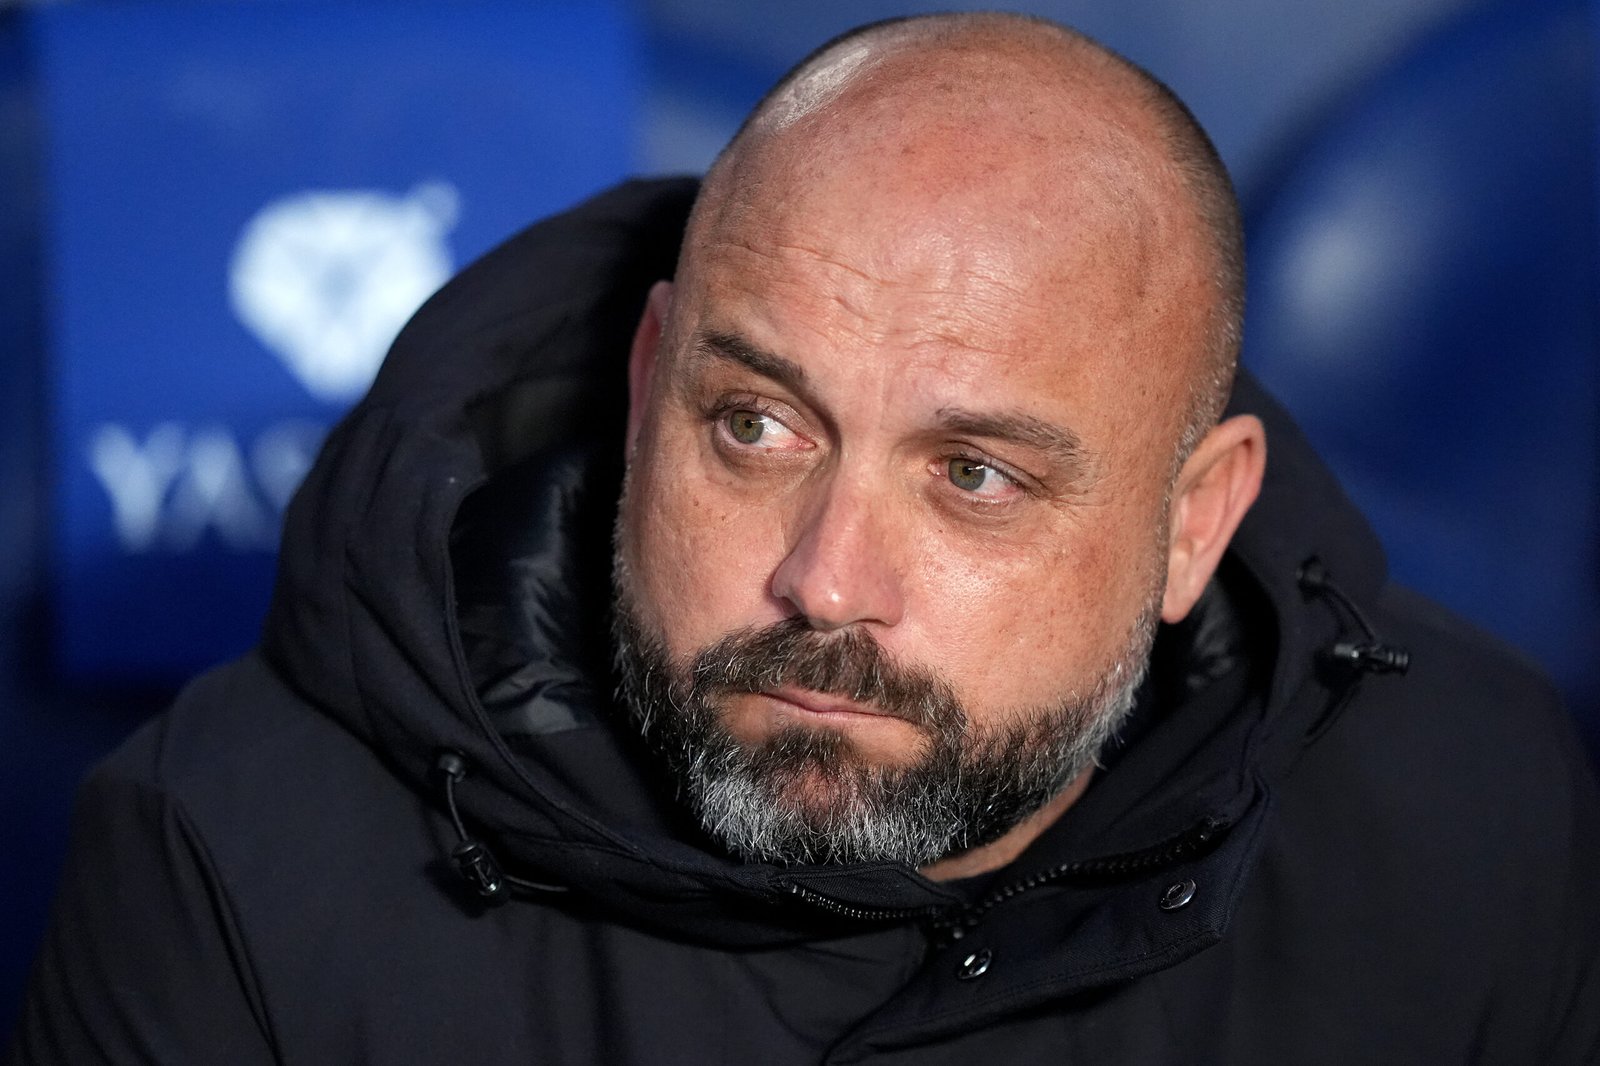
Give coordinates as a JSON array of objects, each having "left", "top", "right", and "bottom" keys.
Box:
[{"left": 612, "top": 13, "right": 1266, "bottom": 870}]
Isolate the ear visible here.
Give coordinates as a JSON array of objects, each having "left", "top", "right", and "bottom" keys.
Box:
[
  {"left": 625, "top": 280, "right": 673, "bottom": 456},
  {"left": 1161, "top": 414, "right": 1267, "bottom": 623}
]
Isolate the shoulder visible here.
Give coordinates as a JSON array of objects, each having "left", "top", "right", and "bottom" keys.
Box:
[
  {"left": 99, "top": 648, "right": 445, "bottom": 878},
  {"left": 99, "top": 652, "right": 417, "bottom": 848},
  {"left": 1216, "top": 584, "right": 1600, "bottom": 1058},
  {"left": 1288, "top": 580, "right": 1595, "bottom": 847},
  {"left": 85, "top": 652, "right": 455, "bottom": 962},
  {"left": 1261, "top": 581, "right": 1600, "bottom": 1051},
  {"left": 55, "top": 655, "right": 507, "bottom": 1052},
  {"left": 1362, "top": 583, "right": 1588, "bottom": 791},
  {"left": 1377, "top": 582, "right": 1564, "bottom": 707},
  {"left": 24, "top": 656, "right": 536, "bottom": 1061}
]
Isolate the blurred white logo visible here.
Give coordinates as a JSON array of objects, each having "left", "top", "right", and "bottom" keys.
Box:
[
  {"left": 87, "top": 420, "right": 327, "bottom": 552},
  {"left": 229, "top": 183, "right": 459, "bottom": 403}
]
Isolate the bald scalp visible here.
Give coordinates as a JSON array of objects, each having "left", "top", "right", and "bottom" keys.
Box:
[{"left": 689, "top": 12, "right": 1244, "bottom": 463}]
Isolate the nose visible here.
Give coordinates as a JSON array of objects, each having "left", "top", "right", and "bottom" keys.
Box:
[{"left": 769, "top": 476, "right": 906, "bottom": 631}]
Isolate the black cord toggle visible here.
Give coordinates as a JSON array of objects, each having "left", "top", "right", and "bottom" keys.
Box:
[
  {"left": 1327, "top": 640, "right": 1410, "bottom": 674},
  {"left": 451, "top": 839, "right": 507, "bottom": 901},
  {"left": 431, "top": 749, "right": 568, "bottom": 901},
  {"left": 435, "top": 749, "right": 469, "bottom": 784},
  {"left": 433, "top": 750, "right": 508, "bottom": 902},
  {"left": 1297, "top": 557, "right": 1410, "bottom": 677}
]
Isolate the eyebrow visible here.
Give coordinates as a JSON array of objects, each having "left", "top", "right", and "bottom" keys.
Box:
[
  {"left": 692, "top": 332, "right": 809, "bottom": 394},
  {"left": 934, "top": 406, "right": 1087, "bottom": 472},
  {"left": 691, "top": 330, "right": 1087, "bottom": 477}
]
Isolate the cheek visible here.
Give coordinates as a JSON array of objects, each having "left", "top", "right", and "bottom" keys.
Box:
[
  {"left": 900, "top": 506, "right": 1157, "bottom": 713},
  {"left": 621, "top": 430, "right": 792, "bottom": 657}
]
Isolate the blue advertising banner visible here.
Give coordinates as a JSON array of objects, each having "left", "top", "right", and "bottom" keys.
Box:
[{"left": 36, "top": 0, "right": 641, "bottom": 681}]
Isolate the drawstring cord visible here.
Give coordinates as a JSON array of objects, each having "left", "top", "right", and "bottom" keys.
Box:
[
  {"left": 432, "top": 750, "right": 568, "bottom": 902},
  {"left": 1295, "top": 556, "right": 1410, "bottom": 740},
  {"left": 1297, "top": 557, "right": 1411, "bottom": 675}
]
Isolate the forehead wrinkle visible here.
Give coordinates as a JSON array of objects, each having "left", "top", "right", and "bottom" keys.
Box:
[
  {"left": 771, "top": 227, "right": 1052, "bottom": 352},
  {"left": 772, "top": 239, "right": 893, "bottom": 289}
]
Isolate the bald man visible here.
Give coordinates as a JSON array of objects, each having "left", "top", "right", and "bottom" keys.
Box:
[{"left": 13, "top": 14, "right": 1599, "bottom": 1066}]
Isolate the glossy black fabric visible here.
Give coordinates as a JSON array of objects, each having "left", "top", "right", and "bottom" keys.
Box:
[{"left": 11, "top": 180, "right": 1600, "bottom": 1064}]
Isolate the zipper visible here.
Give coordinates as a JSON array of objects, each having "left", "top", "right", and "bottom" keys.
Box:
[
  {"left": 934, "top": 814, "right": 1233, "bottom": 941},
  {"left": 780, "top": 880, "right": 955, "bottom": 923},
  {"left": 777, "top": 814, "right": 1232, "bottom": 935}
]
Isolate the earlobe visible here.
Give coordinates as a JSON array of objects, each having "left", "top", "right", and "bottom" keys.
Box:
[
  {"left": 1161, "top": 414, "right": 1267, "bottom": 623},
  {"left": 626, "top": 281, "right": 673, "bottom": 456}
]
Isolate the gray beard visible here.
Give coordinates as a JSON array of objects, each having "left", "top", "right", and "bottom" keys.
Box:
[{"left": 610, "top": 551, "right": 1158, "bottom": 868}]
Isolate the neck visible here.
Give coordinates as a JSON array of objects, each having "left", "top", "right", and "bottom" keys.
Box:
[{"left": 918, "top": 767, "right": 1095, "bottom": 881}]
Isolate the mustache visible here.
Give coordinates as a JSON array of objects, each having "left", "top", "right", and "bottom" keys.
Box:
[{"left": 685, "top": 617, "right": 966, "bottom": 734}]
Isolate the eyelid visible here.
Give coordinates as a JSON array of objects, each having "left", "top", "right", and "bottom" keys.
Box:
[
  {"left": 940, "top": 447, "right": 1038, "bottom": 500},
  {"left": 710, "top": 395, "right": 815, "bottom": 450}
]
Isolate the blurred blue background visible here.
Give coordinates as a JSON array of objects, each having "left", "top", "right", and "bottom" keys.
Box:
[{"left": 2, "top": 0, "right": 1595, "bottom": 1039}]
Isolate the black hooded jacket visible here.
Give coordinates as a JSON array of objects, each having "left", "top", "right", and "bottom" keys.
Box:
[{"left": 12, "top": 180, "right": 1600, "bottom": 1064}]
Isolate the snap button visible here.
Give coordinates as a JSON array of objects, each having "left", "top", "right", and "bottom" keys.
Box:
[
  {"left": 956, "top": 947, "right": 992, "bottom": 981},
  {"left": 1159, "top": 879, "right": 1197, "bottom": 911}
]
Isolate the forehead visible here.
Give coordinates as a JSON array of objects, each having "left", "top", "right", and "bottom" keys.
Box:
[
  {"left": 708, "top": 106, "right": 1159, "bottom": 280},
  {"left": 707, "top": 221, "right": 1059, "bottom": 354},
  {"left": 671, "top": 73, "right": 1216, "bottom": 449},
  {"left": 683, "top": 184, "right": 1191, "bottom": 437}
]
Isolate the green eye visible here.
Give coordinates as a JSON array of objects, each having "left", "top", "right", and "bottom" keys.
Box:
[
  {"left": 727, "top": 410, "right": 766, "bottom": 444},
  {"left": 949, "top": 458, "right": 990, "bottom": 491}
]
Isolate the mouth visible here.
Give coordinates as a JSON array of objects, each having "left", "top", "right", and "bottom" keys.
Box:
[{"left": 761, "top": 686, "right": 900, "bottom": 723}]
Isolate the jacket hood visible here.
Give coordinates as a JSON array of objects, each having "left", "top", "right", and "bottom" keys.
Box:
[{"left": 262, "top": 179, "right": 1392, "bottom": 970}]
